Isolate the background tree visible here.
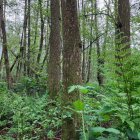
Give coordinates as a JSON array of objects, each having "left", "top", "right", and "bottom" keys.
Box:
[
  {"left": 48, "top": 0, "right": 61, "bottom": 98},
  {"left": 27, "top": 0, "right": 31, "bottom": 76},
  {"left": 0, "top": 0, "right": 12, "bottom": 88}
]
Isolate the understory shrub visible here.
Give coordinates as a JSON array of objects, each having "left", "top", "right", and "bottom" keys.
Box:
[{"left": 0, "top": 91, "right": 61, "bottom": 140}]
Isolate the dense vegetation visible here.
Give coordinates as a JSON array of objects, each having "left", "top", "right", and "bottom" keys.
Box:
[{"left": 0, "top": 0, "right": 140, "bottom": 140}]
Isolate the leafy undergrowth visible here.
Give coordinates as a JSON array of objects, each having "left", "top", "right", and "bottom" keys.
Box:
[
  {"left": 0, "top": 74, "right": 140, "bottom": 140},
  {"left": 0, "top": 84, "right": 61, "bottom": 140},
  {"left": 69, "top": 83, "right": 140, "bottom": 140},
  {"left": 88, "top": 86, "right": 140, "bottom": 140}
]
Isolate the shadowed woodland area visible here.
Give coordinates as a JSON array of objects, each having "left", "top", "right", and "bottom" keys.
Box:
[{"left": 0, "top": 0, "right": 140, "bottom": 140}]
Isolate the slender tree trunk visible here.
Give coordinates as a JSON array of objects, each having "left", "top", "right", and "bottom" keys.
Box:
[
  {"left": 37, "top": 0, "right": 44, "bottom": 64},
  {"left": 82, "top": 0, "right": 86, "bottom": 82},
  {"left": 33, "top": 10, "right": 39, "bottom": 47},
  {"left": 0, "top": 0, "right": 12, "bottom": 88},
  {"left": 15, "top": 29, "right": 24, "bottom": 78},
  {"left": 102, "top": 0, "right": 110, "bottom": 66},
  {"left": 31, "top": 6, "right": 39, "bottom": 77},
  {"left": 18, "top": 0, "right": 28, "bottom": 77},
  {"left": 42, "top": 33, "right": 49, "bottom": 69},
  {"left": 27, "top": 0, "right": 31, "bottom": 76},
  {"left": 42, "top": 0, "right": 50, "bottom": 69},
  {"left": 23, "top": 0, "right": 27, "bottom": 76},
  {"left": 48, "top": 0, "right": 61, "bottom": 98},
  {"left": 61, "top": 0, "right": 82, "bottom": 139},
  {"left": 95, "top": 0, "right": 103, "bottom": 86},
  {"left": 10, "top": 53, "right": 19, "bottom": 72},
  {"left": 0, "top": 50, "right": 3, "bottom": 78},
  {"left": 86, "top": 0, "right": 94, "bottom": 83}
]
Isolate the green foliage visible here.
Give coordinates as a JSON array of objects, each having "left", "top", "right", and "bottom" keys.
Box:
[
  {"left": 68, "top": 85, "right": 89, "bottom": 94},
  {"left": 70, "top": 54, "right": 140, "bottom": 140},
  {"left": 1, "top": 50, "right": 140, "bottom": 140},
  {"left": 91, "top": 127, "right": 120, "bottom": 135},
  {"left": 13, "top": 76, "right": 47, "bottom": 95},
  {"left": 73, "top": 100, "right": 85, "bottom": 111},
  {"left": 0, "top": 91, "right": 61, "bottom": 140}
]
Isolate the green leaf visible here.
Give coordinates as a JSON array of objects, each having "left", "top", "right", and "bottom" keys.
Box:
[
  {"left": 138, "top": 133, "right": 140, "bottom": 139},
  {"left": 78, "top": 86, "right": 89, "bottom": 94},
  {"left": 73, "top": 100, "right": 84, "bottom": 111},
  {"left": 105, "top": 128, "right": 120, "bottom": 134},
  {"left": 91, "top": 127, "right": 120, "bottom": 135},
  {"left": 91, "top": 127, "right": 106, "bottom": 133},
  {"left": 117, "top": 114, "right": 126, "bottom": 123},
  {"left": 126, "top": 120, "right": 135, "bottom": 131},
  {"left": 68, "top": 85, "right": 89, "bottom": 94},
  {"left": 68, "top": 85, "right": 78, "bottom": 93},
  {"left": 126, "top": 129, "right": 139, "bottom": 139}
]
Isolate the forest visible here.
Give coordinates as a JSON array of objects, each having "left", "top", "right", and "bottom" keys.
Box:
[{"left": 0, "top": 0, "right": 140, "bottom": 140}]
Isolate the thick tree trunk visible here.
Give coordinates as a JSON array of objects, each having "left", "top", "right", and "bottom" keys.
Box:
[
  {"left": 115, "top": 0, "right": 133, "bottom": 121},
  {"left": 0, "top": 0, "right": 12, "bottom": 88},
  {"left": 61, "top": 0, "right": 82, "bottom": 139},
  {"left": 48, "top": 0, "right": 61, "bottom": 98},
  {"left": 117, "top": 0, "right": 130, "bottom": 49},
  {"left": 116, "top": 0, "right": 130, "bottom": 54},
  {"left": 115, "top": 0, "right": 130, "bottom": 72}
]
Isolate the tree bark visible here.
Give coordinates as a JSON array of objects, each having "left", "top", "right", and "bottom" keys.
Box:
[
  {"left": 117, "top": 0, "right": 130, "bottom": 49},
  {"left": 95, "top": 0, "right": 103, "bottom": 86},
  {"left": 23, "top": 0, "right": 27, "bottom": 76},
  {"left": 27, "top": 0, "right": 31, "bottom": 76},
  {"left": 115, "top": 0, "right": 131, "bottom": 73},
  {"left": 61, "top": 0, "right": 82, "bottom": 139},
  {"left": 48, "top": 0, "right": 61, "bottom": 98},
  {"left": 37, "top": 0, "right": 44, "bottom": 64},
  {"left": 86, "top": 0, "right": 94, "bottom": 83},
  {"left": 18, "top": 0, "right": 28, "bottom": 77},
  {"left": 0, "top": 0, "right": 12, "bottom": 88},
  {"left": 82, "top": 0, "right": 86, "bottom": 82}
]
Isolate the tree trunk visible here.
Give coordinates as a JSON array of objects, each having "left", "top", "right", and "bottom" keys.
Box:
[
  {"left": 86, "top": 0, "right": 94, "bottom": 83},
  {"left": 23, "top": 0, "right": 27, "bottom": 76},
  {"left": 18, "top": 0, "right": 28, "bottom": 77},
  {"left": 48, "top": 0, "right": 61, "bottom": 98},
  {"left": 42, "top": 4, "right": 50, "bottom": 69},
  {"left": 115, "top": 0, "right": 130, "bottom": 73},
  {"left": 61, "top": 0, "right": 82, "bottom": 139},
  {"left": 82, "top": 0, "right": 86, "bottom": 82},
  {"left": 102, "top": 0, "right": 110, "bottom": 67},
  {"left": 95, "top": 0, "right": 103, "bottom": 86},
  {"left": 115, "top": 0, "right": 130, "bottom": 55},
  {"left": 117, "top": 0, "right": 130, "bottom": 49},
  {"left": 37, "top": 0, "right": 44, "bottom": 64},
  {"left": 27, "top": 0, "right": 31, "bottom": 76},
  {"left": 0, "top": 0, "right": 12, "bottom": 88}
]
